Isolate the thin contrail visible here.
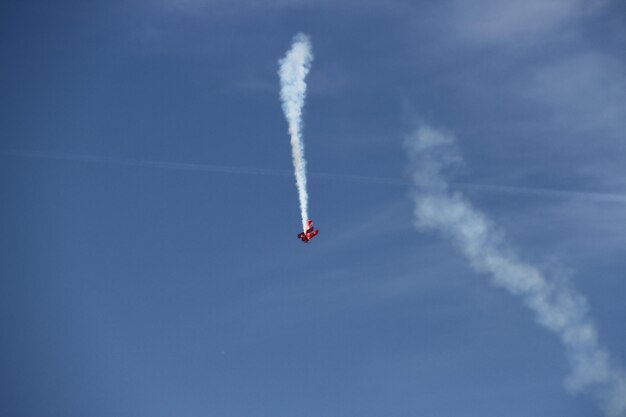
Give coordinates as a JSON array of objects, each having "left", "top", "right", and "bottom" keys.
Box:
[
  {"left": 3, "top": 148, "right": 626, "bottom": 205},
  {"left": 405, "top": 125, "right": 626, "bottom": 417},
  {"left": 0, "top": 148, "right": 291, "bottom": 177},
  {"left": 278, "top": 33, "right": 314, "bottom": 232}
]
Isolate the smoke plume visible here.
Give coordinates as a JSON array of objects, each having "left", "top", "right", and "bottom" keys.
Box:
[
  {"left": 279, "top": 33, "right": 314, "bottom": 231},
  {"left": 405, "top": 125, "right": 626, "bottom": 417}
]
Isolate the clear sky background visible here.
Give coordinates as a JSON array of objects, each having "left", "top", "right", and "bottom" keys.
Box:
[{"left": 2, "top": 1, "right": 626, "bottom": 416}]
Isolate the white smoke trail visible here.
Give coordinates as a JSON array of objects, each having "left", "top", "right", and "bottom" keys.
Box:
[
  {"left": 405, "top": 125, "right": 626, "bottom": 417},
  {"left": 278, "top": 33, "right": 314, "bottom": 231}
]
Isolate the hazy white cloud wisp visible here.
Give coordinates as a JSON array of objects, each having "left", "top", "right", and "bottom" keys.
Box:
[{"left": 405, "top": 125, "right": 626, "bottom": 417}]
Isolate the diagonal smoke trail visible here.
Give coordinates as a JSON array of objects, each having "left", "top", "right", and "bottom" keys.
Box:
[
  {"left": 405, "top": 125, "right": 626, "bottom": 417},
  {"left": 278, "top": 33, "right": 314, "bottom": 232}
]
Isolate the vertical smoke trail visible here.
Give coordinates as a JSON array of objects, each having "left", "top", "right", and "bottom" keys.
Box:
[
  {"left": 279, "top": 33, "right": 314, "bottom": 231},
  {"left": 405, "top": 125, "right": 626, "bottom": 417}
]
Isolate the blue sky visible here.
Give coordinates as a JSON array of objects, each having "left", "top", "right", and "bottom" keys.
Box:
[{"left": 2, "top": 1, "right": 626, "bottom": 416}]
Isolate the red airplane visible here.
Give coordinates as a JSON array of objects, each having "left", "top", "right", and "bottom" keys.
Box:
[{"left": 297, "top": 219, "right": 319, "bottom": 243}]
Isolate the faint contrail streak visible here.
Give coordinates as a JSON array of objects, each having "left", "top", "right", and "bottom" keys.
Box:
[
  {"left": 3, "top": 148, "right": 626, "bottom": 205},
  {"left": 278, "top": 33, "right": 314, "bottom": 232},
  {"left": 0, "top": 149, "right": 292, "bottom": 177},
  {"left": 405, "top": 125, "right": 626, "bottom": 417}
]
